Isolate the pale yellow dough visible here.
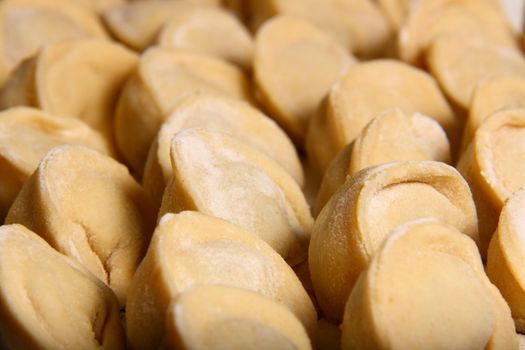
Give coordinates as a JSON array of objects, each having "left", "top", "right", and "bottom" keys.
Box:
[
  {"left": 464, "top": 76, "right": 525, "bottom": 152},
  {"left": 253, "top": 15, "right": 354, "bottom": 144},
  {"left": 458, "top": 107, "right": 525, "bottom": 256},
  {"left": 0, "top": 39, "right": 137, "bottom": 145},
  {"left": 427, "top": 36, "right": 525, "bottom": 110},
  {"left": 0, "top": 107, "right": 113, "bottom": 222},
  {"left": 398, "top": 0, "right": 517, "bottom": 65},
  {"left": 6, "top": 145, "right": 156, "bottom": 305},
  {"left": 164, "top": 285, "right": 312, "bottom": 350},
  {"left": 309, "top": 160, "right": 478, "bottom": 321},
  {"left": 70, "top": 0, "right": 124, "bottom": 13},
  {"left": 114, "top": 47, "right": 252, "bottom": 177},
  {"left": 0, "top": 224, "right": 125, "bottom": 350},
  {"left": 126, "top": 211, "right": 317, "bottom": 350},
  {"left": 377, "top": 0, "right": 414, "bottom": 29},
  {"left": 341, "top": 219, "right": 517, "bottom": 350},
  {"left": 519, "top": 334, "right": 525, "bottom": 349},
  {"left": 143, "top": 93, "right": 303, "bottom": 209},
  {"left": 0, "top": 0, "right": 108, "bottom": 84},
  {"left": 315, "top": 109, "right": 451, "bottom": 215},
  {"left": 378, "top": 0, "right": 502, "bottom": 30},
  {"left": 103, "top": 0, "right": 220, "bottom": 51},
  {"left": 159, "top": 128, "right": 312, "bottom": 266},
  {"left": 487, "top": 188, "right": 525, "bottom": 332},
  {"left": 306, "top": 59, "right": 456, "bottom": 175},
  {"left": 249, "top": 0, "right": 392, "bottom": 58},
  {"left": 156, "top": 6, "right": 253, "bottom": 70}
]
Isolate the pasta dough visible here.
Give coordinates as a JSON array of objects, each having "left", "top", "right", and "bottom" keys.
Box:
[
  {"left": 0, "top": 39, "right": 137, "bottom": 145},
  {"left": 306, "top": 59, "right": 456, "bottom": 175},
  {"left": 126, "top": 211, "right": 317, "bottom": 350},
  {"left": 487, "top": 189, "right": 525, "bottom": 332},
  {"left": 254, "top": 15, "right": 354, "bottom": 144},
  {"left": 341, "top": 219, "right": 517, "bottom": 350},
  {"left": 0, "top": 224, "right": 125, "bottom": 350},
  {"left": 142, "top": 93, "right": 302, "bottom": 209},
  {"left": 159, "top": 128, "right": 312, "bottom": 265},
  {"left": 458, "top": 107, "right": 525, "bottom": 256},
  {"left": 0, "top": 0, "right": 108, "bottom": 84},
  {"left": 6, "top": 145, "right": 155, "bottom": 305},
  {"left": 309, "top": 160, "right": 478, "bottom": 321},
  {"left": 0, "top": 107, "right": 113, "bottom": 221},
  {"left": 315, "top": 109, "right": 450, "bottom": 214},
  {"left": 114, "top": 48, "right": 252, "bottom": 177},
  {"left": 164, "top": 285, "right": 312, "bottom": 350}
]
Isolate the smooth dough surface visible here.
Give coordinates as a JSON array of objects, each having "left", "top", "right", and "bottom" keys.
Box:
[
  {"left": 487, "top": 188, "right": 525, "bottom": 332},
  {"left": 159, "top": 128, "right": 312, "bottom": 266},
  {"left": 0, "top": 224, "right": 125, "bottom": 350},
  {"left": 341, "top": 219, "right": 517, "bottom": 350},
  {"left": 126, "top": 211, "right": 317, "bottom": 350},
  {"left": 315, "top": 109, "right": 451, "bottom": 214},
  {"left": 0, "top": 0, "right": 108, "bottom": 84},
  {"left": 377, "top": 0, "right": 414, "bottom": 29},
  {"left": 6, "top": 145, "right": 155, "bottom": 305},
  {"left": 379, "top": 0, "right": 504, "bottom": 31},
  {"left": 464, "top": 76, "right": 525, "bottom": 152},
  {"left": 249, "top": 0, "right": 392, "bottom": 58},
  {"left": 114, "top": 47, "right": 252, "bottom": 176},
  {"left": 0, "top": 39, "right": 137, "bottom": 144},
  {"left": 254, "top": 15, "right": 354, "bottom": 143},
  {"left": 143, "top": 93, "right": 303, "bottom": 209},
  {"left": 103, "top": 0, "right": 218, "bottom": 51},
  {"left": 156, "top": 6, "right": 253, "bottom": 70},
  {"left": 165, "top": 285, "right": 312, "bottom": 350},
  {"left": 70, "top": 0, "right": 124, "bottom": 13},
  {"left": 306, "top": 59, "right": 455, "bottom": 175},
  {"left": 309, "top": 160, "right": 478, "bottom": 321},
  {"left": 398, "top": 0, "right": 517, "bottom": 65},
  {"left": 0, "top": 107, "right": 113, "bottom": 221},
  {"left": 427, "top": 36, "right": 525, "bottom": 110},
  {"left": 458, "top": 107, "right": 525, "bottom": 256}
]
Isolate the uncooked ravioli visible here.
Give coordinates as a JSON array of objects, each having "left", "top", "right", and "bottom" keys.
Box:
[
  {"left": 487, "top": 189, "right": 525, "bottom": 332},
  {"left": 249, "top": 0, "right": 392, "bottom": 58},
  {"left": 159, "top": 128, "right": 312, "bottom": 266},
  {"left": 0, "top": 224, "right": 124, "bottom": 350},
  {"left": 103, "top": 0, "right": 220, "bottom": 51},
  {"left": 156, "top": 6, "right": 253, "bottom": 70},
  {"left": 6, "top": 145, "right": 155, "bottom": 305},
  {"left": 0, "top": 39, "right": 137, "bottom": 145},
  {"left": 165, "top": 286, "right": 312, "bottom": 350},
  {"left": 341, "top": 220, "right": 510, "bottom": 350},
  {"left": 458, "top": 107, "right": 525, "bottom": 255},
  {"left": 0, "top": 0, "right": 108, "bottom": 83},
  {"left": 463, "top": 76, "right": 525, "bottom": 151},
  {"left": 143, "top": 93, "right": 302, "bottom": 209},
  {"left": 306, "top": 59, "right": 455, "bottom": 175},
  {"left": 0, "top": 107, "right": 113, "bottom": 221},
  {"left": 126, "top": 211, "right": 316, "bottom": 350},
  {"left": 315, "top": 109, "right": 451, "bottom": 214},
  {"left": 114, "top": 48, "right": 252, "bottom": 176},
  {"left": 254, "top": 15, "right": 354, "bottom": 143},
  {"left": 427, "top": 36, "right": 525, "bottom": 110},
  {"left": 398, "top": 0, "right": 516, "bottom": 65},
  {"left": 309, "top": 160, "right": 478, "bottom": 322}
]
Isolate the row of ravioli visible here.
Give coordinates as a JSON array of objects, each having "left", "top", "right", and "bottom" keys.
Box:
[
  {"left": 1, "top": 0, "right": 525, "bottom": 349},
  {"left": 0, "top": 0, "right": 330, "bottom": 349}
]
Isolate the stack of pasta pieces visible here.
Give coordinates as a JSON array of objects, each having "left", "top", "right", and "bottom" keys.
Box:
[{"left": 0, "top": 0, "right": 524, "bottom": 349}]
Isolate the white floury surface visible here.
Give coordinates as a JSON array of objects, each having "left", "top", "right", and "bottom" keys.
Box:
[{"left": 500, "top": 0, "right": 525, "bottom": 33}]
